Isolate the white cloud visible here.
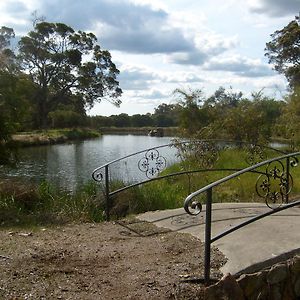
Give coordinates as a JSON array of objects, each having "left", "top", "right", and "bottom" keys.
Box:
[
  {"left": 118, "top": 66, "right": 160, "bottom": 90},
  {"left": 204, "top": 55, "right": 274, "bottom": 77},
  {"left": 36, "top": 0, "right": 197, "bottom": 55},
  {"left": 129, "top": 89, "right": 170, "bottom": 100},
  {"left": 165, "top": 72, "right": 205, "bottom": 83},
  {"left": 248, "top": 0, "right": 299, "bottom": 17}
]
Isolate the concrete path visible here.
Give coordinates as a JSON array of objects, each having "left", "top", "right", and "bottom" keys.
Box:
[{"left": 137, "top": 202, "right": 300, "bottom": 275}]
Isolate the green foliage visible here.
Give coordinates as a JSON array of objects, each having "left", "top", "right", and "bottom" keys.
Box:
[
  {"left": 111, "top": 113, "right": 132, "bottom": 127},
  {"left": 18, "top": 21, "right": 122, "bottom": 128},
  {"left": 173, "top": 88, "right": 207, "bottom": 134},
  {"left": 49, "top": 109, "right": 86, "bottom": 128},
  {"left": 0, "top": 26, "right": 17, "bottom": 72},
  {"left": 265, "top": 16, "right": 300, "bottom": 89},
  {"left": 87, "top": 107, "right": 180, "bottom": 129},
  {"left": 0, "top": 180, "right": 104, "bottom": 226},
  {"left": 153, "top": 103, "right": 180, "bottom": 127},
  {"left": 172, "top": 86, "right": 282, "bottom": 143},
  {"left": 0, "top": 27, "right": 32, "bottom": 164},
  {"left": 112, "top": 147, "right": 295, "bottom": 218},
  {"left": 60, "top": 128, "right": 99, "bottom": 140},
  {"left": 131, "top": 114, "right": 154, "bottom": 127},
  {"left": 274, "top": 86, "right": 300, "bottom": 144}
]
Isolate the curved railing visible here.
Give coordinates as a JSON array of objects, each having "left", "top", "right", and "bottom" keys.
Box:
[
  {"left": 92, "top": 139, "right": 291, "bottom": 220},
  {"left": 183, "top": 151, "right": 300, "bottom": 284}
]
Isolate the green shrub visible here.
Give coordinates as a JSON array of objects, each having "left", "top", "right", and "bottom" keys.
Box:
[{"left": 49, "top": 110, "right": 86, "bottom": 128}]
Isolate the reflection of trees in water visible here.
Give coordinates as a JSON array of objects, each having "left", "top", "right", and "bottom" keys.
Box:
[{"left": 0, "top": 136, "right": 174, "bottom": 191}]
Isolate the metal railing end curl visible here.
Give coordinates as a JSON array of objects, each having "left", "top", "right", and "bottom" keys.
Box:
[
  {"left": 92, "top": 167, "right": 105, "bottom": 182},
  {"left": 184, "top": 195, "right": 203, "bottom": 215}
]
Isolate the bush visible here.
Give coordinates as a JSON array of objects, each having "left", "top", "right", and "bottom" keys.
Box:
[{"left": 49, "top": 110, "right": 86, "bottom": 128}]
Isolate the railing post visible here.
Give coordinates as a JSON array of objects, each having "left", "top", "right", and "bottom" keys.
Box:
[
  {"left": 104, "top": 165, "right": 110, "bottom": 221},
  {"left": 204, "top": 187, "right": 212, "bottom": 285},
  {"left": 286, "top": 157, "right": 290, "bottom": 204}
]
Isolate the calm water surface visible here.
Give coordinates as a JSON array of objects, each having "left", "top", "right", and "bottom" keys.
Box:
[{"left": 0, "top": 135, "right": 176, "bottom": 191}]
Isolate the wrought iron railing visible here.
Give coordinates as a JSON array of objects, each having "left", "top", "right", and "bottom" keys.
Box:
[
  {"left": 92, "top": 139, "right": 290, "bottom": 220},
  {"left": 183, "top": 151, "right": 300, "bottom": 284}
]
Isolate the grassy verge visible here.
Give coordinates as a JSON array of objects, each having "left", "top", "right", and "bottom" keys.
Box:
[
  {"left": 12, "top": 128, "right": 100, "bottom": 147},
  {"left": 0, "top": 180, "right": 105, "bottom": 226}
]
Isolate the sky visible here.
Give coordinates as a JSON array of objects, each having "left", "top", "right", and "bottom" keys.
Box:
[{"left": 1, "top": 0, "right": 299, "bottom": 116}]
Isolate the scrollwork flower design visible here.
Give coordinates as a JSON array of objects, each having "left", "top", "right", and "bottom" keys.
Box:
[
  {"left": 255, "top": 161, "right": 293, "bottom": 209},
  {"left": 246, "top": 144, "right": 265, "bottom": 166},
  {"left": 138, "top": 149, "right": 166, "bottom": 178}
]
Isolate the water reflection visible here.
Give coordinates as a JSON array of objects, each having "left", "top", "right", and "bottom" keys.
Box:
[{"left": 0, "top": 135, "right": 175, "bottom": 191}]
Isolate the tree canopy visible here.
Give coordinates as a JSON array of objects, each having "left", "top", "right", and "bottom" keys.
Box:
[
  {"left": 265, "top": 15, "right": 300, "bottom": 89},
  {"left": 0, "top": 26, "right": 19, "bottom": 164},
  {"left": 18, "top": 21, "right": 122, "bottom": 128}
]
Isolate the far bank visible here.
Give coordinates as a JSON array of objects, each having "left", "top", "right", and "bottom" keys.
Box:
[
  {"left": 12, "top": 128, "right": 101, "bottom": 147},
  {"left": 12, "top": 127, "right": 179, "bottom": 147}
]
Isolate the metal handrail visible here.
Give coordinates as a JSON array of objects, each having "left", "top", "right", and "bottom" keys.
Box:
[
  {"left": 92, "top": 139, "right": 287, "bottom": 181},
  {"left": 92, "top": 139, "right": 291, "bottom": 220},
  {"left": 183, "top": 151, "right": 300, "bottom": 284},
  {"left": 184, "top": 151, "right": 299, "bottom": 214}
]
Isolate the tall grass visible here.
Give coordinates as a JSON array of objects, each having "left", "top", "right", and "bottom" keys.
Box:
[{"left": 0, "top": 179, "right": 105, "bottom": 226}]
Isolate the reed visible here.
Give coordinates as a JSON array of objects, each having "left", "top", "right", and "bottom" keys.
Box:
[{"left": 0, "top": 180, "right": 104, "bottom": 226}]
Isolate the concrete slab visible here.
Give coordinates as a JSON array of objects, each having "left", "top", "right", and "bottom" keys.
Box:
[{"left": 137, "top": 202, "right": 300, "bottom": 275}]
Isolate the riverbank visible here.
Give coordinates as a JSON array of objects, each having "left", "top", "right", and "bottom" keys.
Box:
[
  {"left": 12, "top": 128, "right": 100, "bottom": 147},
  {"left": 11, "top": 127, "right": 179, "bottom": 147},
  {"left": 99, "top": 126, "right": 179, "bottom": 136}
]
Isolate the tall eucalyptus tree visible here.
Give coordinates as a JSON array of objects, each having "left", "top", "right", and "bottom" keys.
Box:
[{"left": 18, "top": 22, "right": 122, "bottom": 128}]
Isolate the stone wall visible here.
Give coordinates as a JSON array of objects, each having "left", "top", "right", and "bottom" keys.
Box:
[{"left": 205, "top": 255, "right": 300, "bottom": 300}]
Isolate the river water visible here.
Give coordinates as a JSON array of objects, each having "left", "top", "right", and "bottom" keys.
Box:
[{"left": 0, "top": 135, "right": 176, "bottom": 191}]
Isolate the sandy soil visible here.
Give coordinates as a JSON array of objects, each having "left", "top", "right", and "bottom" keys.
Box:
[{"left": 0, "top": 218, "right": 226, "bottom": 299}]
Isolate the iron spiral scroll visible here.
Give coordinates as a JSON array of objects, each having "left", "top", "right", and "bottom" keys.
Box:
[
  {"left": 256, "top": 156, "right": 298, "bottom": 209},
  {"left": 245, "top": 144, "right": 265, "bottom": 165},
  {"left": 92, "top": 168, "right": 104, "bottom": 182},
  {"left": 138, "top": 149, "right": 167, "bottom": 179}
]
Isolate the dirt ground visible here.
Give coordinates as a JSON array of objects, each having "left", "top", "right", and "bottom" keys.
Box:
[{"left": 0, "top": 218, "right": 226, "bottom": 299}]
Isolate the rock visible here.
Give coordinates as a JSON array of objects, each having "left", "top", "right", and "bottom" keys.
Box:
[
  {"left": 206, "top": 256, "right": 300, "bottom": 300},
  {"left": 269, "top": 284, "right": 283, "bottom": 300},
  {"left": 290, "top": 255, "right": 300, "bottom": 275},
  {"left": 237, "top": 271, "right": 266, "bottom": 299},
  {"left": 294, "top": 278, "right": 300, "bottom": 297},
  {"left": 256, "top": 285, "right": 269, "bottom": 300},
  {"left": 267, "top": 263, "right": 288, "bottom": 284},
  {"left": 205, "top": 273, "right": 245, "bottom": 300}
]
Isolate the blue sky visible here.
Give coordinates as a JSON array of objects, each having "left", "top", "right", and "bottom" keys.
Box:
[{"left": 1, "top": 0, "right": 299, "bottom": 116}]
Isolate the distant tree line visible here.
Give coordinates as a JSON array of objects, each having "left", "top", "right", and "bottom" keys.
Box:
[{"left": 88, "top": 103, "right": 180, "bottom": 128}]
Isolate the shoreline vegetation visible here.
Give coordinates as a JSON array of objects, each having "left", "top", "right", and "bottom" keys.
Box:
[
  {"left": 12, "top": 128, "right": 101, "bottom": 147},
  {"left": 99, "top": 126, "right": 179, "bottom": 136},
  {"left": 11, "top": 127, "right": 179, "bottom": 147},
  {"left": 1, "top": 145, "right": 300, "bottom": 226}
]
